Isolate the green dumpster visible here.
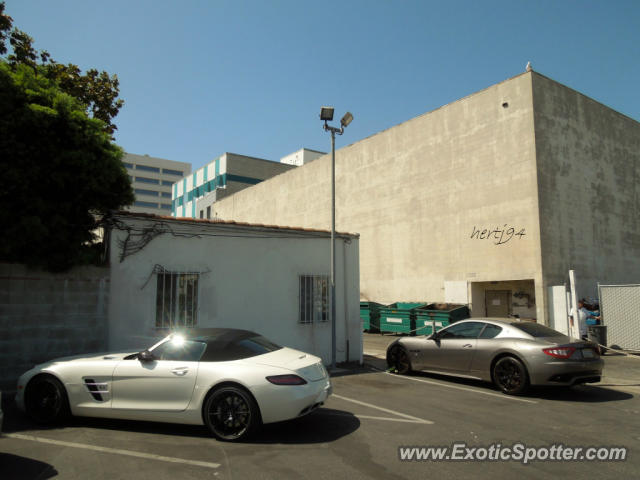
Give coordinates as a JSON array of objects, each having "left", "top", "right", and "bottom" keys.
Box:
[
  {"left": 360, "top": 302, "right": 384, "bottom": 332},
  {"left": 413, "top": 303, "right": 470, "bottom": 335},
  {"left": 379, "top": 302, "right": 426, "bottom": 334}
]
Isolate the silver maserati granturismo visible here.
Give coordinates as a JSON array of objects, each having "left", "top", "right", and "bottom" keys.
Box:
[
  {"left": 386, "top": 318, "right": 603, "bottom": 394},
  {"left": 16, "top": 328, "right": 331, "bottom": 441}
]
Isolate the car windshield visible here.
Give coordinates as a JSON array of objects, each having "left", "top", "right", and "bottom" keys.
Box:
[
  {"left": 150, "top": 337, "right": 207, "bottom": 361},
  {"left": 511, "top": 322, "right": 564, "bottom": 338}
]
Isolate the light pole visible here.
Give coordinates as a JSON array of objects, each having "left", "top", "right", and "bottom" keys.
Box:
[{"left": 320, "top": 107, "right": 353, "bottom": 369}]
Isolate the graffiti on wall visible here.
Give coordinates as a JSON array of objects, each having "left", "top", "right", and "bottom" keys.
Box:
[{"left": 470, "top": 225, "right": 526, "bottom": 245}]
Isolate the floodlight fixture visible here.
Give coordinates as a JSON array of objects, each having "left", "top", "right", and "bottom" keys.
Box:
[
  {"left": 340, "top": 112, "right": 353, "bottom": 128},
  {"left": 320, "top": 106, "right": 334, "bottom": 121}
]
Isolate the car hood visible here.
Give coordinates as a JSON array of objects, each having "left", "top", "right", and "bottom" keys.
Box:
[
  {"left": 35, "top": 351, "right": 137, "bottom": 368},
  {"left": 245, "top": 347, "right": 327, "bottom": 381}
]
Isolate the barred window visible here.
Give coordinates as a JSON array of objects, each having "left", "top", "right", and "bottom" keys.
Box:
[
  {"left": 299, "top": 275, "right": 329, "bottom": 324},
  {"left": 156, "top": 273, "right": 199, "bottom": 328}
]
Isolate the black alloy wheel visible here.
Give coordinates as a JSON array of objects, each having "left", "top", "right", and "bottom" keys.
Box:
[
  {"left": 493, "top": 356, "right": 529, "bottom": 395},
  {"left": 25, "top": 375, "right": 70, "bottom": 424},
  {"left": 204, "top": 386, "right": 259, "bottom": 441},
  {"left": 388, "top": 345, "right": 412, "bottom": 375}
]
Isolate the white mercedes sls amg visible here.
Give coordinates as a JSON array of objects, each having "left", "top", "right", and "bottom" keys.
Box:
[{"left": 16, "top": 328, "right": 332, "bottom": 441}]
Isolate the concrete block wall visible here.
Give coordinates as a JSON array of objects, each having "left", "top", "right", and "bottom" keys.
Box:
[{"left": 0, "top": 263, "right": 109, "bottom": 392}]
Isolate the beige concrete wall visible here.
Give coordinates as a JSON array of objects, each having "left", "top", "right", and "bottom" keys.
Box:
[
  {"left": 215, "top": 73, "right": 546, "bottom": 319},
  {"left": 533, "top": 73, "right": 640, "bottom": 301}
]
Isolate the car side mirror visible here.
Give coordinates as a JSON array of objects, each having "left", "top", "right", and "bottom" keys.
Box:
[{"left": 138, "top": 349, "right": 155, "bottom": 363}]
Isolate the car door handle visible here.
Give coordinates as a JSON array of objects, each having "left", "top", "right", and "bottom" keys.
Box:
[
  {"left": 171, "top": 367, "right": 189, "bottom": 376},
  {"left": 462, "top": 344, "right": 473, "bottom": 348}
]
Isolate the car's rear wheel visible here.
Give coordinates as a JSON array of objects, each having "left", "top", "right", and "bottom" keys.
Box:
[
  {"left": 25, "top": 375, "right": 70, "bottom": 424},
  {"left": 387, "top": 345, "right": 412, "bottom": 375},
  {"left": 493, "top": 356, "right": 529, "bottom": 395},
  {"left": 204, "top": 386, "right": 260, "bottom": 442}
]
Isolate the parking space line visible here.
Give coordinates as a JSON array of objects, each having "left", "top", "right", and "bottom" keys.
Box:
[
  {"left": 332, "top": 394, "right": 434, "bottom": 424},
  {"left": 322, "top": 412, "right": 431, "bottom": 424},
  {"left": 381, "top": 371, "right": 538, "bottom": 404},
  {"left": 5, "top": 433, "right": 221, "bottom": 469}
]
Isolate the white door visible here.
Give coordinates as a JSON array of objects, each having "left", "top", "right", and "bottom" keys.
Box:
[
  {"left": 548, "top": 285, "right": 569, "bottom": 335},
  {"left": 111, "top": 339, "right": 204, "bottom": 411}
]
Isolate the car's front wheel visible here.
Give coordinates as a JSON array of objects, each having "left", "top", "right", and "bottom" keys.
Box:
[
  {"left": 25, "top": 375, "right": 70, "bottom": 424},
  {"left": 204, "top": 386, "right": 260, "bottom": 442},
  {"left": 492, "top": 356, "right": 529, "bottom": 395},
  {"left": 387, "top": 345, "right": 412, "bottom": 375}
]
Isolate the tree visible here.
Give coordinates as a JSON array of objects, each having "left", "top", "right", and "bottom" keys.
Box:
[
  {"left": 0, "top": 3, "right": 133, "bottom": 270},
  {"left": 0, "top": 2, "right": 124, "bottom": 135}
]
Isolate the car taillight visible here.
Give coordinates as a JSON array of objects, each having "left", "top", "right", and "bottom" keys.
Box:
[
  {"left": 543, "top": 347, "right": 576, "bottom": 359},
  {"left": 266, "top": 374, "right": 307, "bottom": 385}
]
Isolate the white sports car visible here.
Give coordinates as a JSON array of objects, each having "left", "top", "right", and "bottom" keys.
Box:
[{"left": 16, "top": 328, "right": 332, "bottom": 441}]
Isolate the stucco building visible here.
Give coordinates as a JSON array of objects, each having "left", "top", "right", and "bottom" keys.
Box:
[
  {"left": 212, "top": 70, "right": 640, "bottom": 326},
  {"left": 107, "top": 212, "right": 360, "bottom": 364}
]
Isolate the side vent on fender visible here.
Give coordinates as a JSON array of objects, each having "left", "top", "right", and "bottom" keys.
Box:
[{"left": 84, "top": 378, "right": 109, "bottom": 402}]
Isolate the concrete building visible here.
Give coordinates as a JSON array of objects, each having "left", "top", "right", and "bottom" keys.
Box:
[
  {"left": 107, "top": 212, "right": 360, "bottom": 364},
  {"left": 123, "top": 153, "right": 191, "bottom": 215},
  {"left": 280, "top": 148, "right": 326, "bottom": 166},
  {"left": 171, "top": 153, "right": 295, "bottom": 219},
  {"left": 212, "top": 70, "right": 640, "bottom": 326}
]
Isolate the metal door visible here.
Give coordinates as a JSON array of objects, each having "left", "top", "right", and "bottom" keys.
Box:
[{"left": 485, "top": 290, "right": 510, "bottom": 317}]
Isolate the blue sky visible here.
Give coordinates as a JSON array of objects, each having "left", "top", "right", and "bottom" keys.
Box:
[{"left": 6, "top": 0, "right": 640, "bottom": 170}]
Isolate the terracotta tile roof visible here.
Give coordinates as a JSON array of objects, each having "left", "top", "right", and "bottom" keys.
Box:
[{"left": 112, "top": 210, "right": 359, "bottom": 238}]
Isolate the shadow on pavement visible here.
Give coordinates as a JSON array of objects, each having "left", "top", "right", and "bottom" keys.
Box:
[
  {"left": 526, "top": 384, "right": 634, "bottom": 403},
  {"left": 0, "top": 453, "right": 58, "bottom": 480},
  {"left": 2, "top": 394, "right": 359, "bottom": 445},
  {"left": 247, "top": 408, "right": 360, "bottom": 444},
  {"left": 358, "top": 361, "right": 635, "bottom": 404}
]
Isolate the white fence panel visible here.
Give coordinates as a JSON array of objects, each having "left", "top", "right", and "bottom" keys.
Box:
[{"left": 598, "top": 284, "right": 640, "bottom": 351}]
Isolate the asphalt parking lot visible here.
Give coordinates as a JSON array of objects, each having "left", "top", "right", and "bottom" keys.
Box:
[{"left": 1, "top": 334, "right": 639, "bottom": 479}]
